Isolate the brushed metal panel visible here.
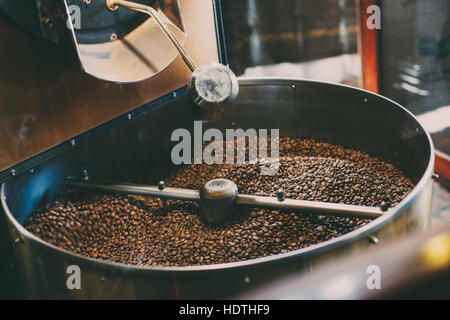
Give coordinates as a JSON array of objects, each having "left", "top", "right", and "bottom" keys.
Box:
[{"left": 0, "top": 0, "right": 220, "bottom": 172}]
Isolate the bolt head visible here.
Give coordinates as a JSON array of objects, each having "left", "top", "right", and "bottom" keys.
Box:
[
  {"left": 277, "top": 188, "right": 285, "bottom": 201},
  {"left": 380, "top": 201, "right": 389, "bottom": 212}
]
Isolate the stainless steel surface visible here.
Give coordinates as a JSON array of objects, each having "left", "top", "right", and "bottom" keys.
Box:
[
  {"left": 104, "top": 0, "right": 239, "bottom": 122},
  {"left": 0, "top": 0, "right": 221, "bottom": 173},
  {"left": 106, "top": 0, "right": 197, "bottom": 73},
  {"left": 0, "top": 78, "right": 435, "bottom": 299},
  {"left": 104, "top": 1, "right": 239, "bottom": 118},
  {"left": 189, "top": 63, "right": 239, "bottom": 107},
  {"left": 66, "top": 0, "right": 188, "bottom": 82},
  {"left": 188, "top": 62, "right": 239, "bottom": 121}
]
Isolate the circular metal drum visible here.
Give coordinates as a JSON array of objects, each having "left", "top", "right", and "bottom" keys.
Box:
[{"left": 1, "top": 78, "right": 434, "bottom": 299}]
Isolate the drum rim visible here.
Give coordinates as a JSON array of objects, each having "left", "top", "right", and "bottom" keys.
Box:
[{"left": 1, "top": 77, "right": 435, "bottom": 273}]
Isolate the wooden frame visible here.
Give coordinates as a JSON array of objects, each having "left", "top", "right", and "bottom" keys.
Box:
[{"left": 357, "top": 0, "right": 380, "bottom": 93}]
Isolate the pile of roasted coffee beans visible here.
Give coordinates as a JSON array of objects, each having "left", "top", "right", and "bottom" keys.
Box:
[{"left": 24, "top": 138, "right": 414, "bottom": 266}]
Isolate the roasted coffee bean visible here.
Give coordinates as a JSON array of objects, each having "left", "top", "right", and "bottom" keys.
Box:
[{"left": 24, "top": 137, "right": 414, "bottom": 266}]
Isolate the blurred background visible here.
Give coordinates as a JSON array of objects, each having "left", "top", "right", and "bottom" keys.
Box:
[
  {"left": 221, "top": 0, "right": 450, "bottom": 224},
  {"left": 222, "top": 0, "right": 360, "bottom": 85}
]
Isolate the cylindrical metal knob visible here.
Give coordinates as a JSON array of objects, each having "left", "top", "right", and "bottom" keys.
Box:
[
  {"left": 188, "top": 63, "right": 239, "bottom": 121},
  {"left": 106, "top": 1, "right": 239, "bottom": 121},
  {"left": 199, "top": 178, "right": 238, "bottom": 224}
]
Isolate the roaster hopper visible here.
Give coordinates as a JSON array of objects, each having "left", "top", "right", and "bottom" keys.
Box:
[{"left": 0, "top": 1, "right": 435, "bottom": 299}]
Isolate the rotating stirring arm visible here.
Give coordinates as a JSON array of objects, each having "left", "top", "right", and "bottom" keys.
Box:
[{"left": 67, "top": 178, "right": 387, "bottom": 224}]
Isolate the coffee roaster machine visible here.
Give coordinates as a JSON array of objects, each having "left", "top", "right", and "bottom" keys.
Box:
[{"left": 0, "top": 0, "right": 436, "bottom": 299}]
